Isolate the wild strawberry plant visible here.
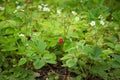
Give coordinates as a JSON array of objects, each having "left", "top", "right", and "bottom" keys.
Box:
[{"left": 0, "top": 0, "right": 120, "bottom": 80}]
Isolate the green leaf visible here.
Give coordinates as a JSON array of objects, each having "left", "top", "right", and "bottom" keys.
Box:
[
  {"left": 61, "top": 53, "right": 73, "bottom": 60},
  {"left": 78, "top": 60, "right": 86, "bottom": 67},
  {"left": 1, "top": 46, "right": 17, "bottom": 51},
  {"left": 112, "top": 11, "right": 120, "bottom": 22},
  {"left": 36, "top": 40, "right": 47, "bottom": 52},
  {"left": 43, "top": 53, "right": 56, "bottom": 64},
  {"left": 33, "top": 59, "right": 45, "bottom": 69},
  {"left": 48, "top": 75, "right": 55, "bottom": 80},
  {"left": 92, "top": 45, "right": 102, "bottom": 58},
  {"left": 102, "top": 49, "right": 113, "bottom": 55},
  {"left": 104, "top": 42, "right": 114, "bottom": 49},
  {"left": 89, "top": 45, "right": 102, "bottom": 60},
  {"left": 112, "top": 69, "right": 120, "bottom": 78},
  {"left": 90, "top": 63, "right": 108, "bottom": 80},
  {"left": 5, "top": 27, "right": 15, "bottom": 35},
  {"left": 115, "top": 44, "right": 120, "bottom": 52},
  {"left": 83, "top": 46, "right": 94, "bottom": 54},
  {"left": 93, "top": 0, "right": 99, "bottom": 3},
  {"left": 109, "top": 61, "right": 120, "bottom": 68},
  {"left": 18, "top": 58, "right": 27, "bottom": 66},
  {"left": 66, "top": 58, "right": 77, "bottom": 67},
  {"left": 101, "top": 49, "right": 113, "bottom": 59},
  {"left": 29, "top": 40, "right": 47, "bottom": 53},
  {"left": 0, "top": 20, "right": 16, "bottom": 30},
  {"left": 113, "top": 54, "right": 120, "bottom": 63},
  {"left": 63, "top": 41, "right": 76, "bottom": 52}
]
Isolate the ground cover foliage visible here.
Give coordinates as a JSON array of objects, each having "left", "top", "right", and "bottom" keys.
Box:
[{"left": 0, "top": 0, "right": 120, "bottom": 80}]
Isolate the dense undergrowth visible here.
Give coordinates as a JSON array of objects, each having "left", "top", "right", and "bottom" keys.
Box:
[{"left": 0, "top": 0, "right": 120, "bottom": 80}]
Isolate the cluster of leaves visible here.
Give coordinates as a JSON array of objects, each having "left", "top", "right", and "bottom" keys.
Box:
[{"left": 0, "top": 0, "right": 120, "bottom": 80}]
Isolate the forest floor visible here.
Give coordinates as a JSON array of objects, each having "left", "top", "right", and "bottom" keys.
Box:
[
  {"left": 34, "top": 62, "right": 103, "bottom": 80},
  {"left": 35, "top": 62, "right": 77, "bottom": 80}
]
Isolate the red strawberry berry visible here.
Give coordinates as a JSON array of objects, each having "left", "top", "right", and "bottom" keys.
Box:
[{"left": 59, "top": 38, "right": 64, "bottom": 44}]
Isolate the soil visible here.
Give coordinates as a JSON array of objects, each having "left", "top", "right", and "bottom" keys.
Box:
[
  {"left": 34, "top": 62, "right": 77, "bottom": 80},
  {"left": 34, "top": 62, "right": 103, "bottom": 80}
]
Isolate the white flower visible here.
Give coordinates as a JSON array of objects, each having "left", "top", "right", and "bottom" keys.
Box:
[
  {"left": 72, "top": 11, "right": 77, "bottom": 16},
  {"left": 100, "top": 20, "right": 105, "bottom": 25},
  {"left": 43, "top": 7, "right": 50, "bottom": 12},
  {"left": 16, "top": 6, "right": 21, "bottom": 9},
  {"left": 98, "top": 15, "right": 103, "bottom": 19},
  {"left": 38, "top": 5, "right": 42, "bottom": 10},
  {"left": 57, "top": 9, "right": 61, "bottom": 14},
  {"left": 0, "top": 6, "right": 5, "bottom": 11},
  {"left": 90, "top": 21, "right": 96, "bottom": 26},
  {"left": 19, "top": 34, "right": 25, "bottom": 37},
  {"left": 75, "top": 16, "right": 79, "bottom": 21}
]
